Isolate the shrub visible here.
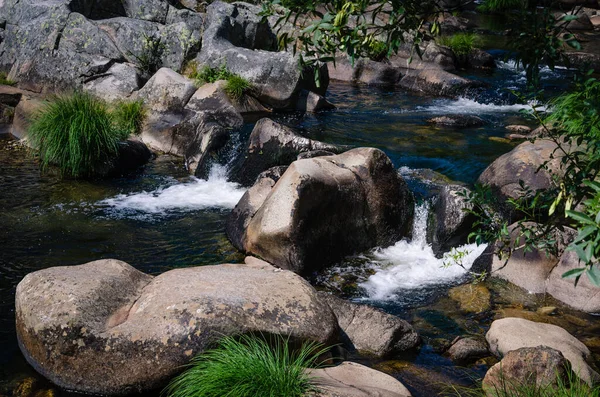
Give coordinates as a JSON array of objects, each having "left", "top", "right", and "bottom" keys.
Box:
[
  {"left": 0, "top": 71, "right": 16, "bottom": 86},
  {"left": 28, "top": 92, "right": 128, "bottom": 178},
  {"left": 164, "top": 334, "right": 329, "bottom": 397},
  {"left": 224, "top": 75, "right": 252, "bottom": 100},
  {"left": 437, "top": 33, "right": 481, "bottom": 56},
  {"left": 130, "top": 34, "right": 165, "bottom": 79},
  {"left": 477, "top": 0, "right": 526, "bottom": 12},
  {"left": 111, "top": 100, "right": 146, "bottom": 136},
  {"left": 191, "top": 64, "right": 233, "bottom": 85}
]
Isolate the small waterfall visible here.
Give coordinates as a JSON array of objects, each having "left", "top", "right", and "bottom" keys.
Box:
[{"left": 359, "top": 202, "right": 488, "bottom": 301}]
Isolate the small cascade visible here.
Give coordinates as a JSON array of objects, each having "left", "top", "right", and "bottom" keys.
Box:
[
  {"left": 98, "top": 165, "right": 246, "bottom": 218},
  {"left": 359, "top": 202, "right": 488, "bottom": 301}
]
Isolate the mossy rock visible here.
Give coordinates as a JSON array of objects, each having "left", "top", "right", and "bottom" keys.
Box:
[
  {"left": 448, "top": 283, "right": 491, "bottom": 313},
  {"left": 13, "top": 378, "right": 56, "bottom": 397}
]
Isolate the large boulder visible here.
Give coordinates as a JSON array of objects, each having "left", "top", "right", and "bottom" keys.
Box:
[
  {"left": 478, "top": 139, "right": 566, "bottom": 222},
  {"left": 318, "top": 292, "right": 420, "bottom": 357},
  {"left": 16, "top": 257, "right": 339, "bottom": 395},
  {"left": 482, "top": 346, "right": 572, "bottom": 394},
  {"left": 227, "top": 148, "right": 414, "bottom": 275},
  {"left": 309, "top": 362, "right": 413, "bottom": 397},
  {"left": 447, "top": 337, "right": 489, "bottom": 364},
  {"left": 83, "top": 63, "right": 142, "bottom": 101},
  {"left": 399, "top": 68, "right": 483, "bottom": 97},
  {"left": 232, "top": 118, "right": 347, "bottom": 186},
  {"left": 136, "top": 67, "right": 197, "bottom": 113},
  {"left": 486, "top": 318, "right": 600, "bottom": 385},
  {"left": 197, "top": 1, "right": 327, "bottom": 109}
]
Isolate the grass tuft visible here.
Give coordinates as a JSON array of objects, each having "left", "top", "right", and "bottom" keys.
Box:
[
  {"left": 163, "top": 334, "right": 329, "bottom": 397},
  {"left": 28, "top": 92, "right": 129, "bottom": 178},
  {"left": 0, "top": 71, "right": 16, "bottom": 86},
  {"left": 189, "top": 64, "right": 252, "bottom": 101},
  {"left": 111, "top": 100, "right": 146, "bottom": 136},
  {"left": 224, "top": 75, "right": 252, "bottom": 100},
  {"left": 477, "top": 0, "right": 526, "bottom": 12},
  {"left": 437, "top": 33, "right": 481, "bottom": 56}
]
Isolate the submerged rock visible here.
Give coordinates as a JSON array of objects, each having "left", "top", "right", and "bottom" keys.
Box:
[
  {"left": 228, "top": 148, "right": 414, "bottom": 275},
  {"left": 448, "top": 283, "right": 491, "bottom": 313},
  {"left": 231, "top": 118, "right": 346, "bottom": 186},
  {"left": 308, "top": 362, "right": 413, "bottom": 397},
  {"left": 483, "top": 346, "right": 571, "bottom": 394},
  {"left": 16, "top": 257, "right": 339, "bottom": 395},
  {"left": 427, "top": 115, "right": 486, "bottom": 128},
  {"left": 486, "top": 317, "right": 600, "bottom": 385},
  {"left": 318, "top": 292, "right": 420, "bottom": 357}
]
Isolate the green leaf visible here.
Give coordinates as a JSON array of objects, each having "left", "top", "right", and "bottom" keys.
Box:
[
  {"left": 587, "top": 266, "right": 600, "bottom": 287},
  {"left": 562, "top": 267, "right": 585, "bottom": 279},
  {"left": 566, "top": 210, "right": 595, "bottom": 225}
]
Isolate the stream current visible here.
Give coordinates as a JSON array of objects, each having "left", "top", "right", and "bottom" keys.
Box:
[{"left": 2, "top": 59, "right": 597, "bottom": 396}]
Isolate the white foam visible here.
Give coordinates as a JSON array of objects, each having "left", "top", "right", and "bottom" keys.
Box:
[
  {"left": 359, "top": 203, "right": 488, "bottom": 301},
  {"left": 99, "top": 165, "right": 246, "bottom": 215},
  {"left": 419, "top": 97, "right": 539, "bottom": 114}
]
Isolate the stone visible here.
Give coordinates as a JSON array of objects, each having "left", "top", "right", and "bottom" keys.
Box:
[
  {"left": 110, "top": 139, "right": 153, "bottom": 176},
  {"left": 399, "top": 69, "right": 483, "bottom": 97},
  {"left": 537, "top": 306, "right": 558, "bottom": 316},
  {"left": 448, "top": 283, "right": 491, "bottom": 313},
  {"left": 197, "top": 1, "right": 327, "bottom": 109},
  {"left": 318, "top": 292, "right": 420, "bottom": 357},
  {"left": 546, "top": 250, "right": 600, "bottom": 313},
  {"left": 83, "top": 63, "right": 141, "bottom": 101},
  {"left": 159, "top": 22, "right": 202, "bottom": 73},
  {"left": 308, "top": 362, "right": 412, "bottom": 397},
  {"left": 447, "top": 337, "right": 489, "bottom": 364},
  {"left": 10, "top": 92, "right": 44, "bottom": 140},
  {"left": 228, "top": 148, "right": 414, "bottom": 275},
  {"left": 297, "top": 90, "right": 336, "bottom": 113},
  {"left": 556, "top": 11, "right": 594, "bottom": 30},
  {"left": 231, "top": 118, "right": 346, "bottom": 186},
  {"left": 427, "top": 184, "right": 476, "bottom": 254},
  {"left": 466, "top": 49, "right": 496, "bottom": 70},
  {"left": 486, "top": 317, "right": 600, "bottom": 385},
  {"left": 478, "top": 139, "right": 568, "bottom": 223},
  {"left": 328, "top": 57, "right": 404, "bottom": 86},
  {"left": 482, "top": 346, "right": 571, "bottom": 395},
  {"left": 136, "top": 68, "right": 197, "bottom": 113},
  {"left": 16, "top": 257, "right": 339, "bottom": 395},
  {"left": 166, "top": 6, "right": 204, "bottom": 31},
  {"left": 427, "top": 115, "right": 486, "bottom": 128},
  {"left": 506, "top": 125, "right": 532, "bottom": 134}
]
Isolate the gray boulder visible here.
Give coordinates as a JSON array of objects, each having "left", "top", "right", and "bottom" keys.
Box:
[
  {"left": 318, "top": 292, "right": 419, "bottom": 357},
  {"left": 427, "top": 185, "right": 475, "bottom": 255},
  {"left": 328, "top": 57, "right": 403, "bottom": 86},
  {"left": 308, "top": 362, "right": 413, "bottom": 397},
  {"left": 483, "top": 346, "right": 571, "bottom": 394},
  {"left": 137, "top": 67, "right": 196, "bottom": 113},
  {"left": 486, "top": 318, "right": 600, "bottom": 386},
  {"left": 16, "top": 257, "right": 339, "bottom": 395},
  {"left": 228, "top": 147, "right": 414, "bottom": 275},
  {"left": 399, "top": 68, "right": 483, "bottom": 97},
  {"left": 447, "top": 337, "right": 489, "bottom": 364},
  {"left": 197, "top": 1, "right": 327, "bottom": 109},
  {"left": 83, "top": 62, "right": 141, "bottom": 101},
  {"left": 427, "top": 115, "right": 486, "bottom": 128},
  {"left": 232, "top": 118, "right": 346, "bottom": 186}
]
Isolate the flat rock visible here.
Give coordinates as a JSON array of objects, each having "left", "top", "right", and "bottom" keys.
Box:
[{"left": 309, "top": 362, "right": 412, "bottom": 397}]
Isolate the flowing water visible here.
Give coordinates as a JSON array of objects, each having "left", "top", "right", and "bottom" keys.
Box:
[{"left": 1, "top": 56, "right": 597, "bottom": 396}]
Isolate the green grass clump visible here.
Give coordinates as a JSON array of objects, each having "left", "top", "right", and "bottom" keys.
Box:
[
  {"left": 0, "top": 71, "right": 16, "bottom": 86},
  {"left": 224, "top": 74, "right": 252, "bottom": 100},
  {"left": 28, "top": 92, "right": 128, "bottom": 178},
  {"left": 164, "top": 334, "right": 329, "bottom": 397},
  {"left": 191, "top": 64, "right": 234, "bottom": 85},
  {"left": 111, "top": 100, "right": 146, "bottom": 136},
  {"left": 437, "top": 33, "right": 481, "bottom": 56},
  {"left": 545, "top": 77, "right": 600, "bottom": 139},
  {"left": 477, "top": 0, "right": 526, "bottom": 12}
]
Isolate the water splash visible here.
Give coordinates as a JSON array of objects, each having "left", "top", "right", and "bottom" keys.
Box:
[
  {"left": 98, "top": 165, "right": 246, "bottom": 218},
  {"left": 359, "top": 202, "right": 487, "bottom": 301},
  {"left": 415, "top": 97, "right": 539, "bottom": 114}
]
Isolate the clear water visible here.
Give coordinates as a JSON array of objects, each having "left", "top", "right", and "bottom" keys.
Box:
[{"left": 0, "top": 56, "right": 585, "bottom": 396}]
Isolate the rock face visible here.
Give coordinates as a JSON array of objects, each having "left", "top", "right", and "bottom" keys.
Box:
[
  {"left": 309, "top": 362, "right": 413, "bottom": 397},
  {"left": 197, "top": 1, "right": 327, "bottom": 109},
  {"left": 318, "top": 293, "right": 420, "bottom": 357},
  {"left": 232, "top": 118, "right": 347, "bottom": 186},
  {"left": 139, "top": 71, "right": 244, "bottom": 174},
  {"left": 483, "top": 346, "right": 571, "bottom": 394},
  {"left": 227, "top": 148, "right": 414, "bottom": 275},
  {"left": 0, "top": 0, "right": 201, "bottom": 92},
  {"left": 486, "top": 318, "right": 600, "bottom": 385},
  {"left": 16, "top": 257, "right": 339, "bottom": 395},
  {"left": 427, "top": 184, "right": 475, "bottom": 254},
  {"left": 478, "top": 139, "right": 566, "bottom": 222}
]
